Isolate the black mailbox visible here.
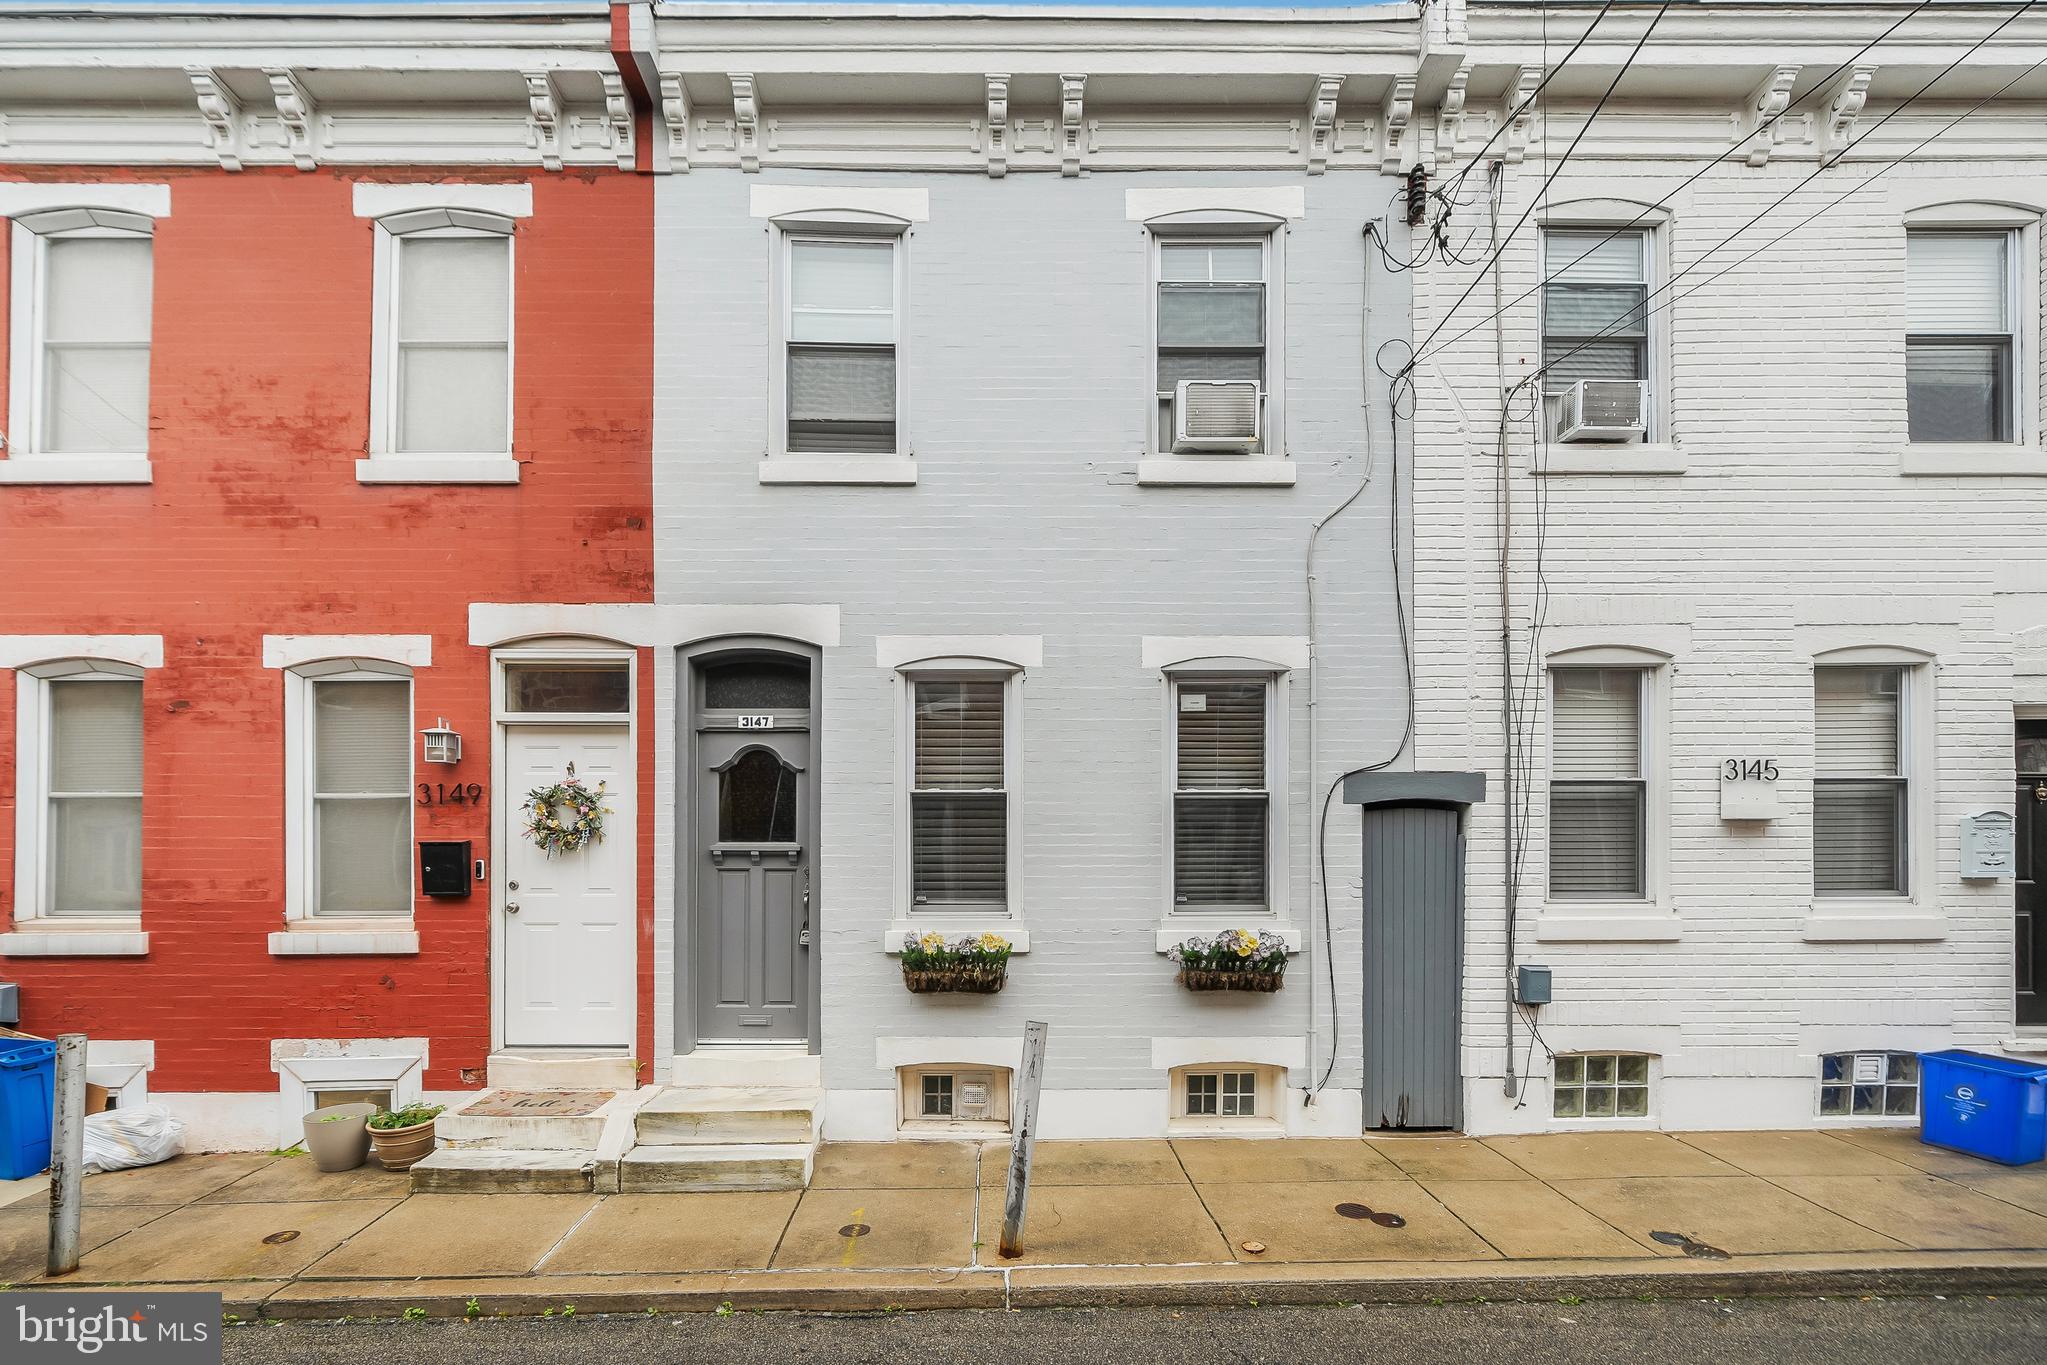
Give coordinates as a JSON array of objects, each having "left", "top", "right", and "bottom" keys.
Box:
[{"left": 419, "top": 841, "right": 473, "bottom": 898}]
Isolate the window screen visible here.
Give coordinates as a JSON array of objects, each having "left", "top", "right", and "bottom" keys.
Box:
[
  {"left": 1173, "top": 680, "right": 1268, "bottom": 910},
  {"left": 313, "top": 680, "right": 412, "bottom": 915},
  {"left": 1541, "top": 229, "right": 1648, "bottom": 392},
  {"left": 787, "top": 237, "right": 896, "bottom": 453},
  {"left": 1549, "top": 669, "right": 1646, "bottom": 898},
  {"left": 1814, "top": 666, "right": 1906, "bottom": 896},
  {"left": 396, "top": 234, "right": 510, "bottom": 454},
  {"left": 1157, "top": 240, "right": 1266, "bottom": 451},
  {"left": 1907, "top": 231, "right": 2013, "bottom": 443},
  {"left": 41, "top": 236, "right": 153, "bottom": 454},
  {"left": 47, "top": 679, "right": 143, "bottom": 916},
  {"left": 911, "top": 679, "right": 1005, "bottom": 907}
]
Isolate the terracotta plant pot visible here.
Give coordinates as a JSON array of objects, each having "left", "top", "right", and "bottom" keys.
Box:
[
  {"left": 1177, "top": 967, "right": 1285, "bottom": 993},
  {"left": 302, "top": 1102, "right": 374, "bottom": 1173},
  {"left": 366, "top": 1118, "right": 438, "bottom": 1171}
]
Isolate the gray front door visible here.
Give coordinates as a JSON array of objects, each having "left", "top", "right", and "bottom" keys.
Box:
[
  {"left": 693, "top": 727, "right": 811, "bottom": 1042},
  {"left": 1361, "top": 804, "right": 1463, "bottom": 1131}
]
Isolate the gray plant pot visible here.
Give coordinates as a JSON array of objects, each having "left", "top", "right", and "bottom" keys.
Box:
[{"left": 303, "top": 1101, "right": 375, "bottom": 1173}]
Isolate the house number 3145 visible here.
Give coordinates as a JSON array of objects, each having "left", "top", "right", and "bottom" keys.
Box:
[{"left": 1722, "top": 759, "right": 1779, "bottom": 782}]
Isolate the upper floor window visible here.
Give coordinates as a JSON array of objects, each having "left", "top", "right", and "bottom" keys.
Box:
[
  {"left": 11, "top": 210, "right": 154, "bottom": 458},
  {"left": 1814, "top": 665, "right": 1908, "bottom": 897},
  {"left": 785, "top": 234, "right": 899, "bottom": 455},
  {"left": 1541, "top": 228, "right": 1653, "bottom": 442},
  {"left": 908, "top": 676, "right": 1009, "bottom": 913},
  {"left": 1171, "top": 677, "right": 1271, "bottom": 914},
  {"left": 1154, "top": 237, "right": 1272, "bottom": 456},
  {"left": 1907, "top": 229, "right": 2016, "bottom": 443},
  {"left": 1549, "top": 667, "right": 1647, "bottom": 899},
  {"left": 370, "top": 210, "right": 513, "bottom": 461}
]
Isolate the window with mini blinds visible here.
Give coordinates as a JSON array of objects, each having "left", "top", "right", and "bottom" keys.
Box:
[
  {"left": 14, "top": 211, "right": 155, "bottom": 457},
  {"left": 1154, "top": 238, "right": 1270, "bottom": 454},
  {"left": 909, "top": 679, "right": 1009, "bottom": 912}
]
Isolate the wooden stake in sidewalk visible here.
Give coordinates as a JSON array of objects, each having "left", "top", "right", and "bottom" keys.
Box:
[
  {"left": 997, "top": 1020, "right": 1048, "bottom": 1260},
  {"left": 48, "top": 1032, "right": 86, "bottom": 1278}
]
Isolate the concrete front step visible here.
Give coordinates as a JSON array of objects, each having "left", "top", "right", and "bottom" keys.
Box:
[
  {"left": 669, "top": 1048, "right": 821, "bottom": 1090},
  {"left": 408, "top": 1148, "right": 600, "bottom": 1195},
  {"left": 486, "top": 1051, "right": 639, "bottom": 1091},
  {"left": 635, "top": 1085, "right": 821, "bottom": 1146},
  {"left": 437, "top": 1087, "right": 638, "bottom": 1151},
  {"left": 618, "top": 1142, "right": 813, "bottom": 1193}
]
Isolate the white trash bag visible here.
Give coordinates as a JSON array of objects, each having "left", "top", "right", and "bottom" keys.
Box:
[{"left": 81, "top": 1104, "right": 186, "bottom": 1173}]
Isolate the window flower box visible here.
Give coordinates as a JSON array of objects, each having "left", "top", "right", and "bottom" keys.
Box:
[
  {"left": 1170, "top": 929, "right": 1287, "bottom": 993},
  {"left": 901, "top": 931, "right": 1012, "bottom": 994}
]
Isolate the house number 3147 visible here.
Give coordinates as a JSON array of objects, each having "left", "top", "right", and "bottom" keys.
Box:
[{"left": 1722, "top": 759, "right": 1779, "bottom": 782}]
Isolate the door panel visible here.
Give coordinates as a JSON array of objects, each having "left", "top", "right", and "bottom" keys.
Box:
[
  {"left": 1362, "top": 804, "right": 1463, "bottom": 1131},
  {"left": 694, "top": 730, "right": 811, "bottom": 1042},
  {"left": 2017, "top": 720, "right": 2047, "bottom": 1027},
  {"left": 502, "top": 724, "right": 635, "bottom": 1048}
]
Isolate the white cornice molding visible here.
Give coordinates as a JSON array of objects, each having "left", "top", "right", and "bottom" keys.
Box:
[
  {"left": 1306, "top": 73, "right": 1342, "bottom": 176},
  {"left": 657, "top": 70, "right": 691, "bottom": 172},
  {"left": 985, "top": 72, "right": 1010, "bottom": 179},
  {"left": 264, "top": 66, "right": 319, "bottom": 171},
  {"left": 184, "top": 65, "right": 243, "bottom": 171},
  {"left": 1740, "top": 64, "right": 1800, "bottom": 170},
  {"left": 1820, "top": 64, "right": 1876, "bottom": 169},
  {"left": 1060, "top": 73, "right": 1086, "bottom": 177},
  {"left": 1435, "top": 63, "right": 1469, "bottom": 169},
  {"left": 523, "top": 68, "right": 564, "bottom": 171},
  {"left": 729, "top": 72, "right": 761, "bottom": 173}
]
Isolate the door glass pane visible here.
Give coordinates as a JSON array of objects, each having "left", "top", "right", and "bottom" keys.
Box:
[
  {"left": 2016, "top": 722, "right": 2047, "bottom": 774},
  {"left": 506, "top": 664, "right": 630, "bottom": 714},
  {"left": 702, "top": 658, "right": 809, "bottom": 711},
  {"left": 719, "top": 747, "right": 798, "bottom": 843}
]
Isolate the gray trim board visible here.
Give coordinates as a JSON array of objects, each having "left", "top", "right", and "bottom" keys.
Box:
[{"left": 1343, "top": 770, "right": 1486, "bottom": 809}]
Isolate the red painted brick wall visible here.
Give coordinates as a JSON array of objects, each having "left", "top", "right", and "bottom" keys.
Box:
[{"left": 0, "top": 167, "right": 654, "bottom": 1095}]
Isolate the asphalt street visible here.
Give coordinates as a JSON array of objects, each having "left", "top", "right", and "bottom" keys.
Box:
[{"left": 223, "top": 1295, "right": 2047, "bottom": 1364}]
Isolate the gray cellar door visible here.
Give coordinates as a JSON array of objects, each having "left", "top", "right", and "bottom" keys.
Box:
[{"left": 1361, "top": 804, "right": 1464, "bottom": 1131}]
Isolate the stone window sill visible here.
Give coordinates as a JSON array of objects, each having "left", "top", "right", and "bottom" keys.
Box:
[
  {"left": 1153, "top": 922, "right": 1302, "bottom": 954},
  {"left": 1802, "top": 907, "right": 1946, "bottom": 943},
  {"left": 355, "top": 457, "right": 520, "bottom": 485},
  {"left": 1533, "top": 443, "right": 1686, "bottom": 476},
  {"left": 0, "top": 457, "right": 152, "bottom": 485},
  {"left": 268, "top": 924, "right": 421, "bottom": 956},
  {"left": 1166, "top": 1116, "right": 1284, "bottom": 1138},
  {"left": 883, "top": 921, "right": 1030, "bottom": 952},
  {"left": 1138, "top": 457, "right": 1295, "bottom": 487},
  {"left": 1534, "top": 909, "right": 1680, "bottom": 943},
  {"left": 0, "top": 924, "right": 148, "bottom": 956},
  {"left": 758, "top": 457, "right": 917, "bottom": 486},
  {"left": 1898, "top": 443, "right": 2046, "bottom": 477}
]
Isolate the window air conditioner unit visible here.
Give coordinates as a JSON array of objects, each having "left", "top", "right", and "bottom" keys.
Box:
[
  {"left": 1554, "top": 379, "right": 1647, "bottom": 443},
  {"left": 1174, "top": 380, "right": 1262, "bottom": 451}
]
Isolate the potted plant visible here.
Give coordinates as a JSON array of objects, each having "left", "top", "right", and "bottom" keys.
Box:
[
  {"left": 1170, "top": 928, "right": 1288, "bottom": 993},
  {"left": 366, "top": 1103, "right": 444, "bottom": 1170},
  {"left": 901, "top": 931, "right": 1012, "bottom": 994},
  {"left": 302, "top": 1101, "right": 375, "bottom": 1173}
]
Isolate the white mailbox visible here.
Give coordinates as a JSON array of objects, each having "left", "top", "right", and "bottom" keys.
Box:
[
  {"left": 1960, "top": 810, "right": 2015, "bottom": 881},
  {"left": 1719, "top": 757, "right": 1781, "bottom": 821}
]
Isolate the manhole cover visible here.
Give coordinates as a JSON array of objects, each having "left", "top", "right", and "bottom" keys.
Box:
[
  {"left": 1333, "top": 1203, "right": 1406, "bottom": 1228},
  {"left": 838, "top": 1223, "right": 872, "bottom": 1238},
  {"left": 261, "top": 1231, "right": 300, "bottom": 1245},
  {"left": 462, "top": 1090, "right": 615, "bottom": 1118}
]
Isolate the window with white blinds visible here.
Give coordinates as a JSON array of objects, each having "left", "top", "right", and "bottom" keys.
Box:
[
  {"left": 1814, "top": 666, "right": 1907, "bottom": 897},
  {"left": 1541, "top": 229, "right": 1649, "bottom": 394},
  {"left": 1549, "top": 668, "right": 1646, "bottom": 899},
  {"left": 46, "top": 678, "right": 143, "bottom": 917},
  {"left": 1156, "top": 238, "right": 1268, "bottom": 453},
  {"left": 1172, "top": 679, "right": 1269, "bottom": 911},
  {"left": 312, "top": 679, "right": 413, "bottom": 916},
  {"left": 38, "top": 234, "right": 154, "bottom": 455},
  {"left": 1906, "top": 230, "right": 2015, "bottom": 443},
  {"left": 787, "top": 236, "right": 898, "bottom": 453},
  {"left": 910, "top": 679, "right": 1006, "bottom": 909},
  {"left": 394, "top": 233, "right": 511, "bottom": 454}
]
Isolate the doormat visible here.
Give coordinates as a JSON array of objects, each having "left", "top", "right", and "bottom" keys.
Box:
[{"left": 462, "top": 1089, "right": 616, "bottom": 1118}]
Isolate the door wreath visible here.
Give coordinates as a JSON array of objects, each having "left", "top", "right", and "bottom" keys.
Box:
[{"left": 521, "top": 767, "right": 611, "bottom": 857}]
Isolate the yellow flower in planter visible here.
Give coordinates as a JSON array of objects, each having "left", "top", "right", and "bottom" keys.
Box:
[{"left": 977, "top": 932, "right": 1010, "bottom": 952}]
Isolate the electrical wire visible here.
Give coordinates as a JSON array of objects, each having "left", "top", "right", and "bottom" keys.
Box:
[{"left": 1434, "top": 0, "right": 1621, "bottom": 201}]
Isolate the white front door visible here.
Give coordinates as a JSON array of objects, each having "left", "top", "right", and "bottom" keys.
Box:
[{"left": 502, "top": 723, "right": 634, "bottom": 1048}]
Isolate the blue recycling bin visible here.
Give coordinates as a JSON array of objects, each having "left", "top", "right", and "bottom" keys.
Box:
[
  {"left": 1918, "top": 1049, "right": 2047, "bottom": 1166},
  {"left": 0, "top": 1035, "right": 57, "bottom": 1179}
]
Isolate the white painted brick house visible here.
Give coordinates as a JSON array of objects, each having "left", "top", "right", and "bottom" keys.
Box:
[{"left": 1407, "top": 0, "right": 2047, "bottom": 1134}]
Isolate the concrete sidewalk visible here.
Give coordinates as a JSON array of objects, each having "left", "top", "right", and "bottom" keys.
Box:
[{"left": 4, "top": 1129, "right": 2045, "bottom": 1316}]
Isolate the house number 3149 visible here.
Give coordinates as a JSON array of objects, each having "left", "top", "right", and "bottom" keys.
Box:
[
  {"left": 417, "top": 782, "right": 485, "bottom": 805},
  {"left": 1722, "top": 759, "right": 1779, "bottom": 782}
]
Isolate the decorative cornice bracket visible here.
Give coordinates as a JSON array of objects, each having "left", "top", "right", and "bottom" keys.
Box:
[
  {"left": 1820, "top": 64, "right": 1876, "bottom": 168},
  {"left": 523, "top": 69, "right": 564, "bottom": 171},
  {"left": 262, "top": 67, "right": 318, "bottom": 171},
  {"left": 1306, "top": 74, "right": 1343, "bottom": 175},
  {"left": 1436, "top": 65, "right": 1470, "bottom": 169},
  {"left": 1741, "top": 64, "right": 1801, "bottom": 169},
  {"left": 185, "top": 66, "right": 243, "bottom": 172},
  {"left": 1503, "top": 66, "right": 1540, "bottom": 165},
  {"left": 658, "top": 71, "right": 690, "bottom": 173},
  {"left": 1060, "top": 74, "right": 1086, "bottom": 177},
  {"left": 730, "top": 73, "right": 760, "bottom": 173},
  {"left": 1379, "top": 75, "right": 1415, "bottom": 175},
  {"left": 985, "top": 73, "right": 1010, "bottom": 178},
  {"left": 599, "top": 70, "right": 634, "bottom": 170}
]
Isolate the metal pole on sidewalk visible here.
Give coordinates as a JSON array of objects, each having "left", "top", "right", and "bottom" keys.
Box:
[
  {"left": 48, "top": 1032, "right": 86, "bottom": 1277},
  {"left": 998, "top": 1020, "right": 1048, "bottom": 1260}
]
